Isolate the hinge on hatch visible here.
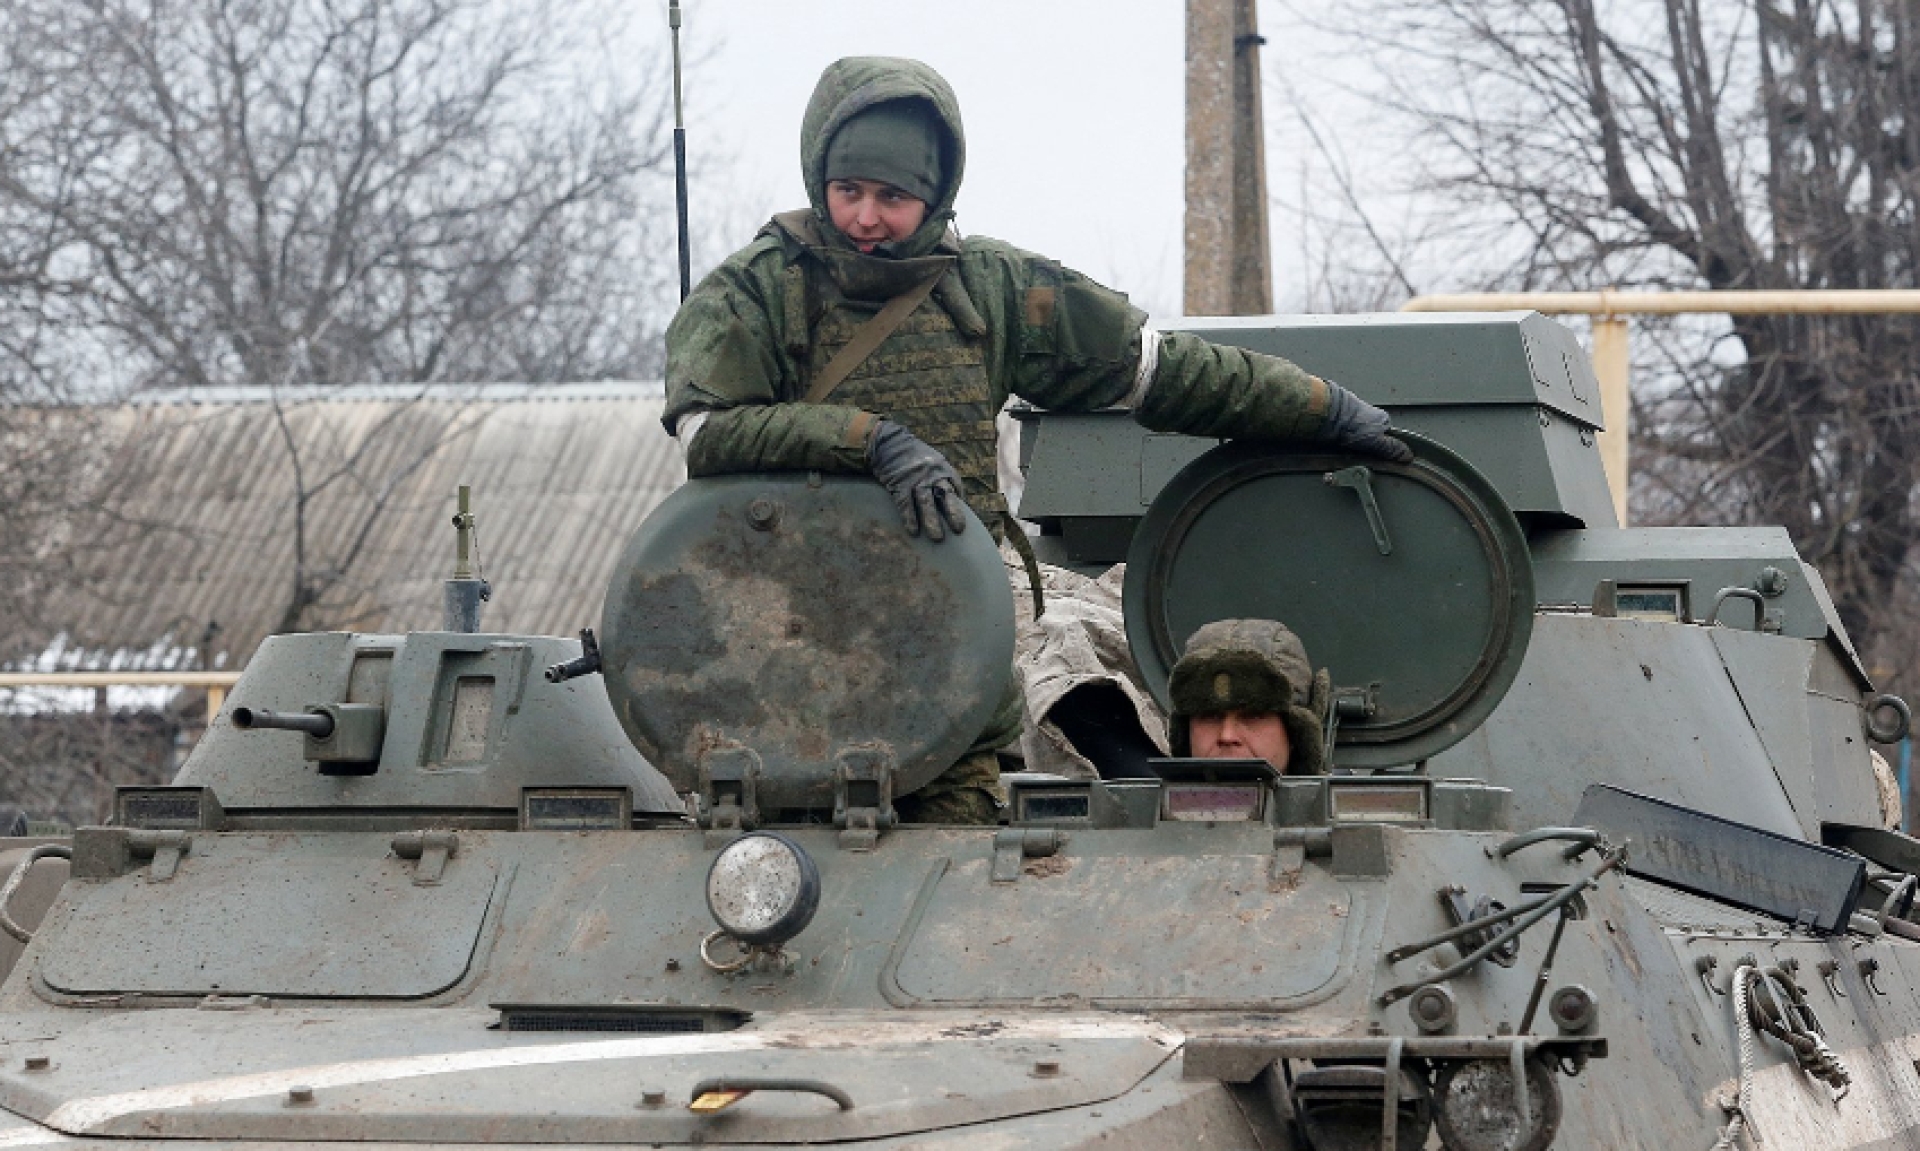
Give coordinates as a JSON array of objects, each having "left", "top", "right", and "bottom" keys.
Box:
[
  {"left": 833, "top": 747, "right": 896, "bottom": 851},
  {"left": 127, "top": 830, "right": 189, "bottom": 881},
  {"left": 391, "top": 830, "right": 457, "bottom": 885},
  {"left": 992, "top": 828, "right": 1064, "bottom": 883},
  {"left": 698, "top": 745, "right": 762, "bottom": 848},
  {"left": 1323, "top": 684, "right": 1379, "bottom": 751},
  {"left": 71, "top": 827, "right": 190, "bottom": 880}
]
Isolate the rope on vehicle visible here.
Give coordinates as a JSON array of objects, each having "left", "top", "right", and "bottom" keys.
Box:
[
  {"left": 1711, "top": 962, "right": 1757, "bottom": 1150},
  {"left": 1712, "top": 960, "right": 1854, "bottom": 1149}
]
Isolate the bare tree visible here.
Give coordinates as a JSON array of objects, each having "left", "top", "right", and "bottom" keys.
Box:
[
  {"left": 0, "top": 702, "right": 177, "bottom": 828},
  {"left": 2, "top": 0, "right": 676, "bottom": 392},
  {"left": 0, "top": 0, "right": 686, "bottom": 811},
  {"left": 0, "top": 0, "right": 685, "bottom": 643},
  {"left": 0, "top": 2, "right": 95, "bottom": 640},
  {"left": 262, "top": 392, "right": 495, "bottom": 634},
  {"left": 1332, "top": 0, "right": 1920, "bottom": 682}
]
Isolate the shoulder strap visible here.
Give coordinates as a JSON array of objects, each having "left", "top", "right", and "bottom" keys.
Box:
[{"left": 803, "top": 268, "right": 946, "bottom": 404}]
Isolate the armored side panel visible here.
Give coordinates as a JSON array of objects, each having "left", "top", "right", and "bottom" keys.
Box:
[
  {"left": 1532, "top": 525, "right": 1864, "bottom": 679},
  {"left": 1428, "top": 614, "right": 1885, "bottom": 839},
  {"left": 1019, "top": 311, "right": 1614, "bottom": 567}
]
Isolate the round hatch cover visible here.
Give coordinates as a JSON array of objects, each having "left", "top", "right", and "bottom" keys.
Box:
[
  {"left": 600, "top": 475, "right": 1015, "bottom": 809},
  {"left": 1125, "top": 433, "right": 1534, "bottom": 769}
]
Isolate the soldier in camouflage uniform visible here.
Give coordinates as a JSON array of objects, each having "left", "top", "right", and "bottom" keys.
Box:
[
  {"left": 665, "top": 57, "right": 1398, "bottom": 822},
  {"left": 1168, "top": 619, "right": 1329, "bottom": 776}
]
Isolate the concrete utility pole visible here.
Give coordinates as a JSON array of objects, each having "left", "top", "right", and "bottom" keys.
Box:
[{"left": 1185, "top": 0, "right": 1272, "bottom": 316}]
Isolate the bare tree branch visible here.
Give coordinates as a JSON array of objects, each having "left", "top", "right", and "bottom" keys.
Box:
[
  {"left": 1318, "top": 0, "right": 1920, "bottom": 682},
  {"left": 0, "top": 0, "right": 684, "bottom": 646}
]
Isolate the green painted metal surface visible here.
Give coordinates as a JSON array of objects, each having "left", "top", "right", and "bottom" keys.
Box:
[
  {"left": 1019, "top": 311, "right": 1619, "bottom": 562},
  {"left": 1125, "top": 433, "right": 1535, "bottom": 769},
  {"left": 598, "top": 475, "right": 1014, "bottom": 810},
  {"left": 1531, "top": 525, "right": 1863, "bottom": 677},
  {"left": 179, "top": 631, "right": 682, "bottom": 815},
  {"left": 41, "top": 834, "right": 499, "bottom": 998},
  {"left": 885, "top": 828, "right": 1377, "bottom": 1008}
]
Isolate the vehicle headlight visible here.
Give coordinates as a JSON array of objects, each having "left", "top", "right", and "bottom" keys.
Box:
[{"left": 704, "top": 832, "right": 820, "bottom": 947}]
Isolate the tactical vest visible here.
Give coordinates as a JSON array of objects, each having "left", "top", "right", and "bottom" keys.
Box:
[
  {"left": 798, "top": 271, "right": 1007, "bottom": 537},
  {"left": 765, "top": 225, "right": 1036, "bottom": 755}
]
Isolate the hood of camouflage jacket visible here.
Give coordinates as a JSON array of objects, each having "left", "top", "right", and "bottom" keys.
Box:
[{"left": 796, "top": 56, "right": 965, "bottom": 262}]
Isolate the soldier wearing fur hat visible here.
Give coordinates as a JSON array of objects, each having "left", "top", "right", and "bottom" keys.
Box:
[{"left": 1168, "top": 619, "right": 1328, "bottom": 775}]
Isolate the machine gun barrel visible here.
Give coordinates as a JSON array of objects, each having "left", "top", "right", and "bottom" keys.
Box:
[
  {"left": 231, "top": 707, "right": 335, "bottom": 739},
  {"left": 545, "top": 628, "right": 603, "bottom": 683}
]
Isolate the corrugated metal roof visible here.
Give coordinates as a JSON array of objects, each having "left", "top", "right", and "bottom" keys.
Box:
[
  {"left": 128, "top": 381, "right": 667, "bottom": 406},
  {"left": 12, "top": 388, "right": 685, "bottom": 672}
]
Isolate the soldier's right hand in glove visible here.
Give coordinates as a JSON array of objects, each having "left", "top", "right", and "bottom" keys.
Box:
[
  {"left": 1322, "top": 382, "right": 1414, "bottom": 464},
  {"left": 867, "top": 418, "right": 969, "bottom": 542}
]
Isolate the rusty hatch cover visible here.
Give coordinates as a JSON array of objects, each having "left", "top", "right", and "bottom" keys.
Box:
[
  {"left": 599, "top": 475, "right": 1015, "bottom": 810},
  {"left": 1124, "top": 434, "right": 1535, "bottom": 770}
]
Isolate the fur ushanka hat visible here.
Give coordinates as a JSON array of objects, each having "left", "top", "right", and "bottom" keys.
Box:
[{"left": 1167, "top": 618, "right": 1328, "bottom": 774}]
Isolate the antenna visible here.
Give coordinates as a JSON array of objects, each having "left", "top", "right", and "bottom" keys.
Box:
[
  {"left": 444, "top": 484, "right": 491, "bottom": 633},
  {"left": 669, "top": 0, "right": 692, "bottom": 302}
]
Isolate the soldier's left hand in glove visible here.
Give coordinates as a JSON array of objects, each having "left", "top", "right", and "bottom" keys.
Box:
[
  {"left": 867, "top": 418, "right": 969, "bottom": 542},
  {"left": 1321, "top": 382, "right": 1414, "bottom": 464}
]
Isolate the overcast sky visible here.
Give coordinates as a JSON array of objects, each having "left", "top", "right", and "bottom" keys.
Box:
[{"left": 667, "top": 1, "right": 1371, "bottom": 319}]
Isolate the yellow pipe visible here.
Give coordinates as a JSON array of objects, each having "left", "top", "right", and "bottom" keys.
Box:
[
  {"left": 0, "top": 671, "right": 243, "bottom": 719},
  {"left": 1403, "top": 289, "right": 1920, "bottom": 316},
  {"left": 1589, "top": 318, "right": 1631, "bottom": 526}
]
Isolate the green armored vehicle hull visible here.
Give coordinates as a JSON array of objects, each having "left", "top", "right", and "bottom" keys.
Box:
[{"left": 0, "top": 312, "right": 1908, "bottom": 1149}]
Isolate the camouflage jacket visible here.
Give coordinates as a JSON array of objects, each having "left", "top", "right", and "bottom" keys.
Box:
[{"left": 663, "top": 56, "right": 1335, "bottom": 480}]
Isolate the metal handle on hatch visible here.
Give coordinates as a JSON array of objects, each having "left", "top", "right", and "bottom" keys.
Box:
[
  {"left": 0, "top": 844, "right": 70, "bottom": 944},
  {"left": 1324, "top": 466, "right": 1393, "bottom": 556},
  {"left": 1704, "top": 587, "right": 1765, "bottom": 629},
  {"left": 689, "top": 1077, "right": 854, "bottom": 1111}
]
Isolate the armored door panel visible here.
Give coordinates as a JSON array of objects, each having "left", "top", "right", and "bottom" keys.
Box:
[
  {"left": 40, "top": 835, "right": 498, "bottom": 998},
  {"left": 887, "top": 848, "right": 1372, "bottom": 1007},
  {"left": 1709, "top": 628, "right": 1833, "bottom": 837}
]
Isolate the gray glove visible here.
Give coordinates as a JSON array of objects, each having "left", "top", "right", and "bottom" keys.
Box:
[
  {"left": 867, "top": 418, "right": 969, "bottom": 541},
  {"left": 1322, "top": 382, "right": 1413, "bottom": 463}
]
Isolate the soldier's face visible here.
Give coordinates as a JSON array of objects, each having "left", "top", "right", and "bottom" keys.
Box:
[
  {"left": 827, "top": 178, "right": 929, "bottom": 252},
  {"left": 1190, "top": 710, "right": 1292, "bottom": 771}
]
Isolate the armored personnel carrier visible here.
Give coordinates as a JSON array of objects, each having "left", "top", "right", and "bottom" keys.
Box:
[{"left": 0, "top": 310, "right": 1909, "bottom": 1149}]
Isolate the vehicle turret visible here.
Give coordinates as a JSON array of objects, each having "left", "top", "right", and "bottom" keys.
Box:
[{"left": 171, "top": 494, "right": 684, "bottom": 820}]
